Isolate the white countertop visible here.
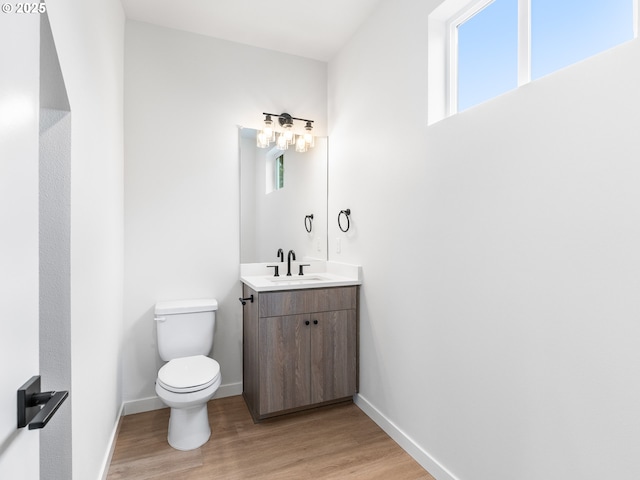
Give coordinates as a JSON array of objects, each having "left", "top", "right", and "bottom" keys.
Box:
[{"left": 240, "top": 261, "right": 362, "bottom": 292}]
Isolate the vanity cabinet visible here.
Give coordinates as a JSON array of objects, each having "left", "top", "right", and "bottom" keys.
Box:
[{"left": 242, "top": 284, "right": 358, "bottom": 421}]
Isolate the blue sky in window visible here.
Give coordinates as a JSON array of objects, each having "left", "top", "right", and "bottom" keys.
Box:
[
  {"left": 457, "top": 0, "right": 518, "bottom": 112},
  {"left": 457, "top": 0, "right": 634, "bottom": 111},
  {"left": 531, "top": 0, "right": 634, "bottom": 79}
]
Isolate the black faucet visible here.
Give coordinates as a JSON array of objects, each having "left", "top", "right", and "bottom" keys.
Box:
[
  {"left": 277, "top": 248, "right": 284, "bottom": 262},
  {"left": 286, "top": 250, "right": 296, "bottom": 276}
]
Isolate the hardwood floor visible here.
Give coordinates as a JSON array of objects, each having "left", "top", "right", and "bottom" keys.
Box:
[{"left": 107, "top": 396, "right": 434, "bottom": 479}]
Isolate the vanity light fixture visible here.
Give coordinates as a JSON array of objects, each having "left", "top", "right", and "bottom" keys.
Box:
[{"left": 257, "top": 112, "right": 315, "bottom": 152}]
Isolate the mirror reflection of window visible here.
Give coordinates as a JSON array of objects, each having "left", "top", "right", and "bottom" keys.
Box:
[
  {"left": 265, "top": 152, "right": 284, "bottom": 194},
  {"left": 276, "top": 154, "right": 284, "bottom": 190}
]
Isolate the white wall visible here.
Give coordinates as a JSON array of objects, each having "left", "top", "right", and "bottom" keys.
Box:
[
  {"left": 328, "top": 1, "right": 640, "bottom": 479},
  {"left": 123, "top": 21, "right": 327, "bottom": 407},
  {"left": 46, "top": 1, "right": 125, "bottom": 478}
]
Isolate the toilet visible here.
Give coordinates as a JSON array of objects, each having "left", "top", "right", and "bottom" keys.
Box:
[{"left": 154, "top": 299, "right": 221, "bottom": 451}]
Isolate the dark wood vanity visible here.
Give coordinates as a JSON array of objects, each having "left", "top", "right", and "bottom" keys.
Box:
[{"left": 241, "top": 284, "right": 358, "bottom": 422}]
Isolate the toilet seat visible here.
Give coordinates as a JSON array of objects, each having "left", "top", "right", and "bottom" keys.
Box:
[{"left": 157, "top": 355, "right": 220, "bottom": 394}]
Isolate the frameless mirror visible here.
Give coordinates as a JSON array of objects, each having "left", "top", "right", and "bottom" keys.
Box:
[{"left": 239, "top": 127, "right": 328, "bottom": 263}]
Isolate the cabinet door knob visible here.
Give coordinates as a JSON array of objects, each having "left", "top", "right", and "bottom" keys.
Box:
[
  {"left": 313, "top": 320, "right": 318, "bottom": 325},
  {"left": 305, "top": 320, "right": 310, "bottom": 326}
]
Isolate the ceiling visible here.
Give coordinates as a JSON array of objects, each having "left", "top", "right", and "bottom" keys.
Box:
[{"left": 120, "top": 0, "right": 382, "bottom": 61}]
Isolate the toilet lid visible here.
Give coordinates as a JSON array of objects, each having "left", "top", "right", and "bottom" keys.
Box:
[{"left": 157, "top": 355, "right": 220, "bottom": 393}]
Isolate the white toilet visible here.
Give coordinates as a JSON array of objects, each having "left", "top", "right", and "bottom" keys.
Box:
[{"left": 154, "top": 299, "right": 221, "bottom": 451}]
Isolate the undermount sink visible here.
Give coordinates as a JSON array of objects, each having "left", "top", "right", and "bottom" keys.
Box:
[{"left": 268, "top": 275, "right": 327, "bottom": 283}]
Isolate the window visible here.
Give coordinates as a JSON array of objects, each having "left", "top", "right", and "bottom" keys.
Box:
[
  {"left": 456, "top": 0, "right": 518, "bottom": 112},
  {"left": 265, "top": 153, "right": 284, "bottom": 194},
  {"left": 531, "top": 0, "right": 635, "bottom": 80},
  {"left": 429, "top": 0, "right": 637, "bottom": 120},
  {"left": 275, "top": 154, "right": 284, "bottom": 190}
]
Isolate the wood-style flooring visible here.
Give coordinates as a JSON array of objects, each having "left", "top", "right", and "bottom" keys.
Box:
[{"left": 107, "top": 396, "right": 434, "bottom": 479}]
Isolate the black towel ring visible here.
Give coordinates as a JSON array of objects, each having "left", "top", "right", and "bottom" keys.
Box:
[
  {"left": 338, "top": 209, "right": 351, "bottom": 232},
  {"left": 304, "top": 214, "right": 314, "bottom": 233}
]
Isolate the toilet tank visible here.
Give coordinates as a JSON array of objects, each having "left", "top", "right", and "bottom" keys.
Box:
[{"left": 154, "top": 299, "right": 218, "bottom": 361}]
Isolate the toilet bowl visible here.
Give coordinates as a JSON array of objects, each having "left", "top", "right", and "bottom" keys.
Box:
[{"left": 155, "top": 355, "right": 221, "bottom": 450}]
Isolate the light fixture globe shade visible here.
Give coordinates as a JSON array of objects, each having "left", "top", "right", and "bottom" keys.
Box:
[
  {"left": 263, "top": 115, "right": 274, "bottom": 139},
  {"left": 295, "top": 135, "right": 307, "bottom": 152},
  {"left": 303, "top": 121, "right": 314, "bottom": 147},
  {"left": 257, "top": 130, "right": 269, "bottom": 148},
  {"left": 304, "top": 132, "right": 314, "bottom": 147},
  {"left": 276, "top": 133, "right": 288, "bottom": 150},
  {"left": 283, "top": 125, "right": 294, "bottom": 145}
]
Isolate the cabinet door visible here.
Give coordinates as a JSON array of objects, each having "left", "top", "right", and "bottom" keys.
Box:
[
  {"left": 310, "top": 310, "right": 357, "bottom": 404},
  {"left": 259, "top": 314, "right": 311, "bottom": 415}
]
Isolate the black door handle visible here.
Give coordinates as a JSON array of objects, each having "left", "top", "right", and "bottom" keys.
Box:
[{"left": 18, "top": 376, "right": 69, "bottom": 430}]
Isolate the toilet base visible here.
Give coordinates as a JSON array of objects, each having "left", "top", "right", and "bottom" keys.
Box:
[
  {"left": 167, "top": 403, "right": 211, "bottom": 451},
  {"left": 155, "top": 360, "right": 221, "bottom": 451}
]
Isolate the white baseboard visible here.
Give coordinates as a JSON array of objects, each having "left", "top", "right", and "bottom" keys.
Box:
[
  {"left": 354, "top": 393, "right": 459, "bottom": 480},
  {"left": 98, "top": 403, "right": 124, "bottom": 480},
  {"left": 123, "top": 395, "right": 165, "bottom": 416},
  {"left": 122, "top": 381, "right": 243, "bottom": 416}
]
